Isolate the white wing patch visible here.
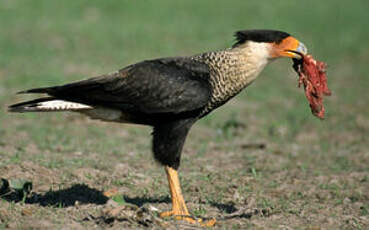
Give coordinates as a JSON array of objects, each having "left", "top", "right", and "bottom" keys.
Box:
[
  {"left": 33, "top": 100, "right": 93, "bottom": 111},
  {"left": 18, "top": 99, "right": 125, "bottom": 122}
]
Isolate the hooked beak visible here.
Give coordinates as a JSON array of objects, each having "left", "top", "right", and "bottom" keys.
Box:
[
  {"left": 285, "top": 42, "right": 307, "bottom": 59},
  {"left": 272, "top": 36, "right": 308, "bottom": 59}
]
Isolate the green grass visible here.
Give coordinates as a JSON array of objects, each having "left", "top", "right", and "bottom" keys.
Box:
[{"left": 1, "top": 0, "right": 368, "bottom": 229}]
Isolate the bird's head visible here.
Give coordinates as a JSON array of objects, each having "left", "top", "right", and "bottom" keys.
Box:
[{"left": 233, "top": 30, "right": 307, "bottom": 60}]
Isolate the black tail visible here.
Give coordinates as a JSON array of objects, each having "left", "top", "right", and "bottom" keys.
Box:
[
  {"left": 8, "top": 97, "right": 56, "bottom": 113},
  {"left": 17, "top": 86, "right": 55, "bottom": 94},
  {"left": 9, "top": 75, "right": 113, "bottom": 112}
]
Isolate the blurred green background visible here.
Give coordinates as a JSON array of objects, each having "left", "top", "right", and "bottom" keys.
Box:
[{"left": 1, "top": 0, "right": 368, "bottom": 153}]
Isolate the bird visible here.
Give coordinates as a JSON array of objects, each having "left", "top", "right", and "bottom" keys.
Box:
[{"left": 9, "top": 29, "right": 307, "bottom": 226}]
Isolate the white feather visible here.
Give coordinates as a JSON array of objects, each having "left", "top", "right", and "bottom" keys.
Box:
[{"left": 34, "top": 100, "right": 92, "bottom": 111}]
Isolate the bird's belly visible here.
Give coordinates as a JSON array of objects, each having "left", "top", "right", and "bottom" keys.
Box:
[{"left": 80, "top": 107, "right": 132, "bottom": 123}]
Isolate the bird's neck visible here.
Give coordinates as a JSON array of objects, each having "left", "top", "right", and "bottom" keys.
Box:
[{"left": 192, "top": 43, "right": 270, "bottom": 115}]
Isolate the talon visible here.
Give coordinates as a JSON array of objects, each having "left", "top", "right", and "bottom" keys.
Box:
[
  {"left": 160, "top": 210, "right": 216, "bottom": 226},
  {"left": 199, "top": 218, "right": 217, "bottom": 227},
  {"left": 174, "top": 215, "right": 197, "bottom": 224},
  {"left": 160, "top": 210, "right": 195, "bottom": 223}
]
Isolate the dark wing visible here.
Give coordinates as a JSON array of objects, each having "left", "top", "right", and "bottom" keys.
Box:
[{"left": 20, "top": 57, "right": 211, "bottom": 114}]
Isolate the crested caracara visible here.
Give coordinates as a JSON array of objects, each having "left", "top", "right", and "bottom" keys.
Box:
[{"left": 9, "top": 30, "right": 308, "bottom": 226}]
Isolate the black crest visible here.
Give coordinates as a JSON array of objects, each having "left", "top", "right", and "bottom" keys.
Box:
[{"left": 233, "top": 30, "right": 290, "bottom": 47}]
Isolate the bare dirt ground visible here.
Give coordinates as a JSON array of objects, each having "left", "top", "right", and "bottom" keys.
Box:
[{"left": 1, "top": 111, "right": 368, "bottom": 229}]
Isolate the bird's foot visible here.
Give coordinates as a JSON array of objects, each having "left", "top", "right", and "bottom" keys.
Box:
[
  {"left": 159, "top": 210, "right": 216, "bottom": 227},
  {"left": 160, "top": 210, "right": 196, "bottom": 223}
]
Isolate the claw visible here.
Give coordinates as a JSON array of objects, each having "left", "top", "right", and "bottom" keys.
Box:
[
  {"left": 199, "top": 217, "right": 217, "bottom": 227},
  {"left": 159, "top": 210, "right": 216, "bottom": 226}
]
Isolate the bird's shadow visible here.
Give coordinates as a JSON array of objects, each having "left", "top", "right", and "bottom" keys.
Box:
[
  {"left": 0, "top": 183, "right": 170, "bottom": 208},
  {"left": 1, "top": 184, "right": 108, "bottom": 207},
  {"left": 1, "top": 183, "right": 251, "bottom": 219},
  {"left": 122, "top": 195, "right": 170, "bottom": 207},
  {"left": 209, "top": 201, "right": 238, "bottom": 214}
]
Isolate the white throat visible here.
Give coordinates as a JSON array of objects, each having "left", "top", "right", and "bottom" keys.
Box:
[{"left": 238, "top": 41, "right": 271, "bottom": 70}]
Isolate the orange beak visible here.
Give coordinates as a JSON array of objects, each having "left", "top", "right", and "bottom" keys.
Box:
[{"left": 272, "top": 36, "right": 307, "bottom": 59}]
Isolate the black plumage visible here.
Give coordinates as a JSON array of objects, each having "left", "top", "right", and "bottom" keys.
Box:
[
  {"left": 9, "top": 30, "right": 307, "bottom": 225},
  {"left": 10, "top": 57, "right": 212, "bottom": 168},
  {"left": 17, "top": 58, "right": 210, "bottom": 116},
  {"left": 233, "top": 29, "right": 290, "bottom": 47}
]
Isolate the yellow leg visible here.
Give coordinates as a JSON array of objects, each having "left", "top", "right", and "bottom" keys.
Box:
[{"left": 160, "top": 166, "right": 216, "bottom": 227}]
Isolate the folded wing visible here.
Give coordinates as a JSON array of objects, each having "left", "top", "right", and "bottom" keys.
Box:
[{"left": 15, "top": 58, "right": 211, "bottom": 115}]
